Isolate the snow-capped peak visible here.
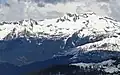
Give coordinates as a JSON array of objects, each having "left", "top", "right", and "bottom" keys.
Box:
[{"left": 0, "top": 13, "right": 120, "bottom": 51}]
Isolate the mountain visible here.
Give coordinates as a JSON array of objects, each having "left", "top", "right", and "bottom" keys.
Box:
[
  {"left": 0, "top": 12, "right": 120, "bottom": 75},
  {"left": 29, "top": 59, "right": 120, "bottom": 75}
]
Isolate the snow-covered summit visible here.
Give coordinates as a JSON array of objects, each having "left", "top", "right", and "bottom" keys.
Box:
[{"left": 0, "top": 12, "right": 120, "bottom": 51}]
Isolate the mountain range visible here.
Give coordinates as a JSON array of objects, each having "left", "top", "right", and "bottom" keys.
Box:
[{"left": 0, "top": 12, "right": 120, "bottom": 75}]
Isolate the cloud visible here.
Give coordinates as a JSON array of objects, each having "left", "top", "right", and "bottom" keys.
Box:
[
  {"left": 95, "top": 0, "right": 120, "bottom": 21},
  {"left": 108, "top": 0, "right": 120, "bottom": 21},
  {"left": 96, "top": 0, "right": 110, "bottom": 2},
  {"left": 26, "top": 0, "right": 74, "bottom": 4},
  {"left": 0, "top": 0, "right": 77, "bottom": 21},
  {"left": 0, "top": 0, "right": 120, "bottom": 21}
]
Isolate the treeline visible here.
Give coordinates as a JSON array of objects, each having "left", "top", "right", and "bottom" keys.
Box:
[{"left": 28, "top": 64, "right": 119, "bottom": 75}]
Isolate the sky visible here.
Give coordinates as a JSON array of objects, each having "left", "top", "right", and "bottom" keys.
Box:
[
  {"left": 0, "top": 0, "right": 7, "bottom": 4},
  {"left": 0, "top": 0, "right": 120, "bottom": 21}
]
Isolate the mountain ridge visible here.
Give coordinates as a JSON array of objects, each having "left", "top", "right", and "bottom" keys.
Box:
[
  {"left": 0, "top": 12, "right": 120, "bottom": 66},
  {"left": 0, "top": 12, "right": 120, "bottom": 75}
]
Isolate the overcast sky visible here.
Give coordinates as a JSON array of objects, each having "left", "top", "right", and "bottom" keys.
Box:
[{"left": 0, "top": 0, "right": 120, "bottom": 21}]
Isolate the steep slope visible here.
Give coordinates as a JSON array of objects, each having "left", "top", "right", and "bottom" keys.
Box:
[{"left": 0, "top": 12, "right": 120, "bottom": 66}]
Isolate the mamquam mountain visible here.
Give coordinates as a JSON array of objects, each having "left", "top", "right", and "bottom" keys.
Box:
[{"left": 0, "top": 13, "right": 120, "bottom": 75}]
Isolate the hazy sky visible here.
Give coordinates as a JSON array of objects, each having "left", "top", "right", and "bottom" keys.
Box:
[
  {"left": 0, "top": 0, "right": 7, "bottom": 4},
  {"left": 0, "top": 0, "right": 120, "bottom": 21}
]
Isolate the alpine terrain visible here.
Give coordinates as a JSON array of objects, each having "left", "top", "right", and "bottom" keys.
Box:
[{"left": 0, "top": 13, "right": 120, "bottom": 75}]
